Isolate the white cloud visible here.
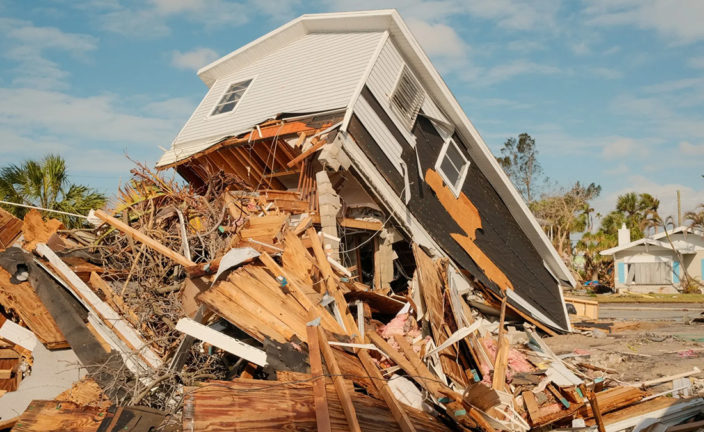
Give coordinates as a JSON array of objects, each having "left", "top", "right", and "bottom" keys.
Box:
[
  {"left": 601, "top": 137, "right": 638, "bottom": 158},
  {"left": 480, "top": 60, "right": 561, "bottom": 85},
  {"left": 461, "top": 0, "right": 561, "bottom": 31},
  {"left": 0, "top": 88, "right": 185, "bottom": 145},
  {"left": 679, "top": 141, "right": 704, "bottom": 155},
  {"left": 589, "top": 67, "right": 622, "bottom": 79},
  {"left": 0, "top": 18, "right": 98, "bottom": 89},
  {"left": 406, "top": 18, "right": 468, "bottom": 59},
  {"left": 171, "top": 47, "right": 219, "bottom": 71},
  {"left": 571, "top": 41, "right": 590, "bottom": 55},
  {"left": 90, "top": 0, "right": 250, "bottom": 37},
  {"left": 585, "top": 0, "right": 704, "bottom": 44},
  {"left": 688, "top": 57, "right": 704, "bottom": 69}
]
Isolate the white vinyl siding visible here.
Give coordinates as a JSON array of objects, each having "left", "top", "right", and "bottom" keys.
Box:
[
  {"left": 435, "top": 138, "right": 469, "bottom": 197},
  {"left": 159, "top": 31, "right": 384, "bottom": 166},
  {"left": 354, "top": 94, "right": 404, "bottom": 174},
  {"left": 366, "top": 40, "right": 417, "bottom": 146}
]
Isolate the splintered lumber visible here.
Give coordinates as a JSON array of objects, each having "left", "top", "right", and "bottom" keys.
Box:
[
  {"left": 258, "top": 252, "right": 342, "bottom": 334},
  {"left": 0, "top": 207, "right": 21, "bottom": 249},
  {"left": 10, "top": 400, "right": 105, "bottom": 432},
  {"left": 522, "top": 391, "right": 540, "bottom": 424},
  {"left": 316, "top": 325, "right": 362, "bottom": 432},
  {"left": 0, "top": 315, "right": 37, "bottom": 352},
  {"left": 412, "top": 245, "right": 468, "bottom": 386},
  {"left": 55, "top": 378, "right": 111, "bottom": 410},
  {"left": 577, "top": 386, "right": 646, "bottom": 418},
  {"left": 92, "top": 209, "right": 195, "bottom": 267},
  {"left": 358, "top": 350, "right": 417, "bottom": 432},
  {"left": 287, "top": 137, "right": 327, "bottom": 167},
  {"left": 306, "top": 227, "right": 359, "bottom": 340},
  {"left": 182, "top": 379, "right": 452, "bottom": 432},
  {"left": 176, "top": 317, "right": 268, "bottom": 367},
  {"left": 306, "top": 318, "right": 332, "bottom": 432},
  {"left": 586, "top": 397, "right": 704, "bottom": 431},
  {"left": 587, "top": 390, "right": 607, "bottom": 432},
  {"left": 0, "top": 267, "right": 68, "bottom": 349},
  {"left": 35, "top": 244, "right": 162, "bottom": 369}
]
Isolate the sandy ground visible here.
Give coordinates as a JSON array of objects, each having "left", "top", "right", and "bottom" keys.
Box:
[
  {"left": 545, "top": 321, "right": 704, "bottom": 390},
  {"left": 0, "top": 344, "right": 84, "bottom": 421}
]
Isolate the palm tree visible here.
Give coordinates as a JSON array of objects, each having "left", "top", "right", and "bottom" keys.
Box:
[
  {"left": 0, "top": 154, "right": 106, "bottom": 228},
  {"left": 684, "top": 204, "right": 704, "bottom": 231}
]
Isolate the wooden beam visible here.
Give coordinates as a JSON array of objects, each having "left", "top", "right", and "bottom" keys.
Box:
[
  {"left": 587, "top": 390, "right": 607, "bottom": 432},
  {"left": 176, "top": 317, "right": 268, "bottom": 367},
  {"left": 93, "top": 210, "right": 194, "bottom": 268},
  {"left": 358, "top": 350, "right": 417, "bottom": 432},
  {"left": 306, "top": 227, "right": 359, "bottom": 341},
  {"left": 316, "top": 325, "right": 362, "bottom": 432},
  {"left": 311, "top": 215, "right": 384, "bottom": 231},
  {"left": 306, "top": 317, "right": 332, "bottom": 432},
  {"left": 287, "top": 138, "right": 327, "bottom": 167}
]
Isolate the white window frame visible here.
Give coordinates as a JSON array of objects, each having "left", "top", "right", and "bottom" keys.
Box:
[
  {"left": 434, "top": 137, "right": 470, "bottom": 198},
  {"left": 209, "top": 77, "right": 255, "bottom": 117},
  {"left": 389, "top": 65, "right": 425, "bottom": 133}
]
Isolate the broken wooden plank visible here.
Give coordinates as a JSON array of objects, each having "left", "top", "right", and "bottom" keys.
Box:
[
  {"left": 287, "top": 137, "right": 327, "bottom": 167},
  {"left": 10, "top": 400, "right": 105, "bottom": 432},
  {"left": 306, "top": 317, "right": 332, "bottom": 432},
  {"left": 182, "top": 379, "right": 451, "bottom": 431},
  {"left": 306, "top": 227, "right": 359, "bottom": 340},
  {"left": 36, "top": 243, "right": 162, "bottom": 369},
  {"left": 176, "top": 317, "right": 268, "bottom": 367},
  {"left": 316, "top": 325, "right": 362, "bottom": 432},
  {"left": 358, "top": 349, "right": 417, "bottom": 432},
  {"left": 0, "top": 266, "right": 68, "bottom": 349},
  {"left": 92, "top": 209, "right": 194, "bottom": 267},
  {"left": 0, "top": 315, "right": 37, "bottom": 352}
]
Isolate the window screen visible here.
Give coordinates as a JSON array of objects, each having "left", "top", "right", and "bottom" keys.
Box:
[
  {"left": 390, "top": 66, "right": 425, "bottom": 130},
  {"left": 212, "top": 79, "right": 252, "bottom": 115},
  {"left": 435, "top": 138, "right": 469, "bottom": 196}
]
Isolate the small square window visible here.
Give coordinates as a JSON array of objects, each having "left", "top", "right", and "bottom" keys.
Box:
[
  {"left": 435, "top": 138, "right": 469, "bottom": 197},
  {"left": 390, "top": 66, "right": 425, "bottom": 130},
  {"left": 211, "top": 79, "right": 252, "bottom": 116}
]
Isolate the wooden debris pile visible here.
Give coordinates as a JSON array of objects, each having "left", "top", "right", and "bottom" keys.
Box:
[{"left": 0, "top": 152, "right": 702, "bottom": 430}]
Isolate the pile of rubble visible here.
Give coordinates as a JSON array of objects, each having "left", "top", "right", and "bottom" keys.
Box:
[{"left": 0, "top": 164, "right": 703, "bottom": 431}]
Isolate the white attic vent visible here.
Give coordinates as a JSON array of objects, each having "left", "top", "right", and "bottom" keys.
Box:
[{"left": 390, "top": 65, "right": 425, "bottom": 131}]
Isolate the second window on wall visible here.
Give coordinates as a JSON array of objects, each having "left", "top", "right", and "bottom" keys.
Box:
[
  {"left": 435, "top": 138, "right": 470, "bottom": 197},
  {"left": 212, "top": 79, "right": 252, "bottom": 116}
]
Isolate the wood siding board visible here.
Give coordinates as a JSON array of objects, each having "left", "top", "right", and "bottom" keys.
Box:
[{"left": 349, "top": 85, "right": 567, "bottom": 329}]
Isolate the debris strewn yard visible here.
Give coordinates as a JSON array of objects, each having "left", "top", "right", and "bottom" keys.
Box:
[{"left": 0, "top": 9, "right": 702, "bottom": 432}]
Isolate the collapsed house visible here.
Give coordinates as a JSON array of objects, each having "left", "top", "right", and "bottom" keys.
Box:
[
  {"left": 157, "top": 9, "right": 574, "bottom": 334},
  {"left": 0, "top": 9, "right": 703, "bottom": 432}
]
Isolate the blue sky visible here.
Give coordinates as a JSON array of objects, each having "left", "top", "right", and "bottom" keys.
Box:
[{"left": 1, "top": 0, "right": 702, "bottom": 224}]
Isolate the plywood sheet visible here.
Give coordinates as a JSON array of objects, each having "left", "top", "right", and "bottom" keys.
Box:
[{"left": 182, "top": 379, "right": 450, "bottom": 432}]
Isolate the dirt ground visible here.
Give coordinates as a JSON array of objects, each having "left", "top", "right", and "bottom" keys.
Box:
[{"left": 544, "top": 320, "right": 704, "bottom": 394}]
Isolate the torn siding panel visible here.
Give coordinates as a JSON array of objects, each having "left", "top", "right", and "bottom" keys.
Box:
[
  {"left": 353, "top": 96, "right": 404, "bottom": 174},
  {"left": 159, "top": 32, "right": 384, "bottom": 167},
  {"left": 366, "top": 39, "right": 417, "bottom": 147},
  {"left": 347, "top": 85, "right": 568, "bottom": 330}
]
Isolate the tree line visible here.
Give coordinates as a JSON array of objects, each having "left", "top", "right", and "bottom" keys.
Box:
[{"left": 497, "top": 133, "right": 704, "bottom": 286}]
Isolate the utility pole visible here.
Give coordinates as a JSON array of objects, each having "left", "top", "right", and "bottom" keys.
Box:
[{"left": 677, "top": 190, "right": 682, "bottom": 227}]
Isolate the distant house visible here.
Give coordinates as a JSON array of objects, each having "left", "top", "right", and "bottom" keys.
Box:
[
  {"left": 601, "top": 224, "right": 704, "bottom": 293},
  {"left": 157, "top": 10, "right": 575, "bottom": 332}
]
